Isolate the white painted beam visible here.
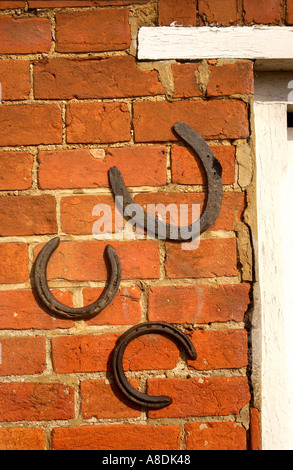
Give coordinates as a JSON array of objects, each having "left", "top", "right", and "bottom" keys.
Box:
[{"left": 138, "top": 26, "right": 293, "bottom": 61}]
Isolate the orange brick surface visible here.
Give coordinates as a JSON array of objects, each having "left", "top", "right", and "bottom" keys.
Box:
[
  {"left": 0, "top": 15, "right": 51, "bottom": 53},
  {"left": 55, "top": 9, "right": 131, "bottom": 52}
]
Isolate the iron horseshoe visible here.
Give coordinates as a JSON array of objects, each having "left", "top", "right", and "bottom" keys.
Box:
[
  {"left": 34, "top": 237, "right": 121, "bottom": 321},
  {"left": 112, "top": 322, "right": 197, "bottom": 409},
  {"left": 108, "top": 121, "right": 223, "bottom": 241}
]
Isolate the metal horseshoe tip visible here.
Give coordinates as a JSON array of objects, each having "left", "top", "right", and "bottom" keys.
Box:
[
  {"left": 112, "top": 322, "right": 197, "bottom": 409},
  {"left": 34, "top": 237, "right": 121, "bottom": 321},
  {"left": 108, "top": 121, "right": 223, "bottom": 241}
]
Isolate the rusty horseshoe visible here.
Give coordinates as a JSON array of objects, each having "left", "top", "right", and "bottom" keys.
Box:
[
  {"left": 112, "top": 322, "right": 197, "bottom": 409},
  {"left": 108, "top": 121, "right": 223, "bottom": 241},
  {"left": 34, "top": 237, "right": 121, "bottom": 320}
]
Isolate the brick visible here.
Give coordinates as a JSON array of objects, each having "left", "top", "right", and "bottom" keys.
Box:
[
  {"left": 188, "top": 329, "right": 248, "bottom": 370},
  {"left": 52, "top": 331, "right": 179, "bottom": 373},
  {"left": 148, "top": 377, "right": 251, "bottom": 418},
  {"left": 0, "top": 336, "right": 46, "bottom": 376},
  {"left": 66, "top": 102, "right": 131, "bottom": 144},
  {"left": 0, "top": 428, "right": 45, "bottom": 451},
  {"left": 29, "top": 0, "right": 148, "bottom": 5},
  {"left": 172, "top": 62, "right": 202, "bottom": 98},
  {"left": 81, "top": 379, "right": 141, "bottom": 419},
  {"left": 0, "top": 289, "right": 74, "bottom": 330},
  {"left": 34, "top": 56, "right": 165, "bottom": 100},
  {"left": 55, "top": 9, "right": 130, "bottom": 53},
  {"left": 0, "top": 152, "right": 33, "bottom": 190},
  {"left": 0, "top": 104, "right": 62, "bottom": 146},
  {"left": 0, "top": 382, "right": 75, "bottom": 422},
  {"left": 34, "top": 240, "right": 160, "bottom": 281},
  {"left": 122, "top": 334, "right": 180, "bottom": 371},
  {"left": 198, "top": 0, "right": 241, "bottom": 26},
  {"left": 0, "top": 1, "right": 25, "bottom": 8},
  {"left": 38, "top": 146, "right": 167, "bottom": 190},
  {"left": 0, "top": 60, "right": 30, "bottom": 100},
  {"left": 0, "top": 243, "right": 29, "bottom": 284},
  {"left": 148, "top": 284, "right": 251, "bottom": 324},
  {"left": 135, "top": 191, "right": 245, "bottom": 232},
  {"left": 165, "top": 238, "right": 238, "bottom": 279},
  {"left": 0, "top": 195, "right": 57, "bottom": 236},
  {"left": 158, "top": 0, "right": 197, "bottom": 26},
  {"left": 61, "top": 194, "right": 118, "bottom": 235},
  {"left": 133, "top": 100, "right": 249, "bottom": 142},
  {"left": 0, "top": 15, "right": 51, "bottom": 54},
  {"left": 51, "top": 333, "right": 119, "bottom": 373},
  {"left": 287, "top": 0, "right": 293, "bottom": 24},
  {"left": 52, "top": 424, "right": 181, "bottom": 450},
  {"left": 243, "top": 0, "right": 283, "bottom": 24},
  {"left": 185, "top": 422, "right": 247, "bottom": 450},
  {"left": 207, "top": 62, "right": 254, "bottom": 96},
  {"left": 83, "top": 286, "right": 141, "bottom": 326},
  {"left": 171, "top": 145, "right": 236, "bottom": 185},
  {"left": 250, "top": 407, "right": 261, "bottom": 450}
]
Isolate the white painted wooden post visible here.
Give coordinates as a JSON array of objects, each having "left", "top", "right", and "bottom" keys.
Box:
[{"left": 254, "top": 101, "right": 292, "bottom": 449}]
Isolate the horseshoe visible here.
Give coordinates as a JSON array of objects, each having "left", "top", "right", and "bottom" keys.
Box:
[
  {"left": 112, "top": 322, "right": 197, "bottom": 409},
  {"left": 108, "top": 121, "right": 223, "bottom": 241},
  {"left": 34, "top": 237, "right": 121, "bottom": 321}
]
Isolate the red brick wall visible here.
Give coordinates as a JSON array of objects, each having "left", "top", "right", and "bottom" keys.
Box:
[{"left": 1, "top": 0, "right": 285, "bottom": 451}]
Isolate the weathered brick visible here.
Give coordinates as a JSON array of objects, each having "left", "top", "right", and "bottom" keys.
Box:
[
  {"left": 0, "top": 243, "right": 29, "bottom": 284},
  {"left": 29, "top": 0, "right": 148, "bottom": 5},
  {"left": 172, "top": 62, "right": 202, "bottom": 98},
  {"left": 133, "top": 100, "right": 249, "bottom": 142},
  {"left": 134, "top": 191, "right": 245, "bottom": 232},
  {"left": 243, "top": 0, "right": 283, "bottom": 24},
  {"left": 0, "top": 1, "right": 25, "bottom": 8},
  {"left": 0, "top": 104, "right": 62, "bottom": 146},
  {"left": 55, "top": 9, "right": 130, "bottom": 52},
  {"left": 287, "top": 0, "right": 293, "bottom": 24},
  {"left": 250, "top": 407, "right": 261, "bottom": 450},
  {"left": 0, "top": 15, "right": 51, "bottom": 53},
  {"left": 123, "top": 334, "right": 179, "bottom": 371},
  {"left": 0, "top": 289, "right": 74, "bottom": 330},
  {"left": 207, "top": 62, "right": 254, "bottom": 96},
  {"left": 0, "top": 336, "right": 46, "bottom": 376},
  {"left": 185, "top": 422, "right": 247, "bottom": 450},
  {"left": 66, "top": 102, "right": 131, "bottom": 144},
  {"left": 165, "top": 238, "right": 238, "bottom": 279},
  {"left": 61, "top": 194, "right": 117, "bottom": 235},
  {"left": 51, "top": 333, "right": 119, "bottom": 373},
  {"left": 52, "top": 424, "right": 181, "bottom": 450},
  {"left": 34, "top": 56, "right": 165, "bottom": 100},
  {"left": 148, "top": 284, "right": 251, "bottom": 324},
  {"left": 34, "top": 240, "right": 160, "bottom": 281},
  {"left": 0, "top": 152, "right": 33, "bottom": 190},
  {"left": 148, "top": 377, "right": 251, "bottom": 418},
  {"left": 0, "top": 60, "right": 30, "bottom": 100},
  {"left": 188, "top": 329, "right": 248, "bottom": 370},
  {"left": 158, "top": 0, "right": 197, "bottom": 25},
  {"left": 83, "top": 286, "right": 141, "bottom": 326},
  {"left": 81, "top": 379, "right": 141, "bottom": 419},
  {"left": 0, "top": 428, "right": 45, "bottom": 451},
  {"left": 0, "top": 195, "right": 57, "bottom": 236},
  {"left": 52, "top": 331, "right": 179, "bottom": 373},
  {"left": 198, "top": 0, "right": 241, "bottom": 25},
  {"left": 0, "top": 383, "right": 75, "bottom": 422},
  {"left": 38, "top": 147, "right": 167, "bottom": 190},
  {"left": 171, "top": 144, "right": 236, "bottom": 185}
]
